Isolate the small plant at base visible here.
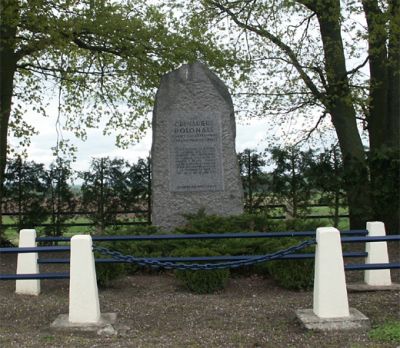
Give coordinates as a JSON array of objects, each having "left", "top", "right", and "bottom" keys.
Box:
[{"left": 369, "top": 321, "right": 400, "bottom": 343}]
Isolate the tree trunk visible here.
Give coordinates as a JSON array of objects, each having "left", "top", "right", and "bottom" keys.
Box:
[
  {"left": 0, "top": 70, "right": 16, "bottom": 241},
  {"left": 316, "top": 0, "right": 372, "bottom": 228},
  {"left": 0, "top": 0, "right": 18, "bottom": 242},
  {"left": 387, "top": 0, "right": 400, "bottom": 148},
  {"left": 333, "top": 148, "right": 340, "bottom": 228},
  {"left": 363, "top": 0, "right": 400, "bottom": 233}
]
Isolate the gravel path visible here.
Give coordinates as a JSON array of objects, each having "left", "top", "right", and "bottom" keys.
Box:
[{"left": 0, "top": 249, "right": 399, "bottom": 348}]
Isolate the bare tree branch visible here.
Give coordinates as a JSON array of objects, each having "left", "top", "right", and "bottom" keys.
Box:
[
  {"left": 16, "top": 62, "right": 124, "bottom": 76},
  {"left": 210, "top": 1, "right": 327, "bottom": 107},
  {"left": 294, "top": 111, "right": 328, "bottom": 146},
  {"left": 346, "top": 55, "right": 369, "bottom": 76}
]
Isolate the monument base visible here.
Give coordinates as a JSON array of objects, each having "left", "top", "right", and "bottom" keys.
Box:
[
  {"left": 347, "top": 283, "right": 400, "bottom": 292},
  {"left": 296, "top": 308, "right": 370, "bottom": 331},
  {"left": 51, "top": 313, "right": 117, "bottom": 335}
]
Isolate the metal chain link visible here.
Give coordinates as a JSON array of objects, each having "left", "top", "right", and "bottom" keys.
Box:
[{"left": 93, "top": 239, "right": 316, "bottom": 270}]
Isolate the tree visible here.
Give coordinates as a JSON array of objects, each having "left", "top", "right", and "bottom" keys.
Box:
[
  {"left": 269, "top": 146, "right": 314, "bottom": 219},
  {"left": 0, "top": 0, "right": 235, "bottom": 240},
  {"left": 308, "top": 145, "right": 346, "bottom": 227},
  {"left": 201, "top": 0, "right": 399, "bottom": 230},
  {"left": 3, "top": 156, "right": 48, "bottom": 230},
  {"left": 237, "top": 149, "right": 269, "bottom": 213},
  {"left": 125, "top": 156, "right": 151, "bottom": 221},
  {"left": 80, "top": 157, "right": 129, "bottom": 233},
  {"left": 44, "top": 159, "right": 76, "bottom": 238}
]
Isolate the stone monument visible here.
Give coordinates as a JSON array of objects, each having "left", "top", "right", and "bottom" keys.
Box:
[{"left": 151, "top": 62, "right": 243, "bottom": 230}]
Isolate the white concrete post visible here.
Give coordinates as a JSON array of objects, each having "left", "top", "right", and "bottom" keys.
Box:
[
  {"left": 365, "top": 221, "right": 392, "bottom": 286},
  {"left": 16, "top": 229, "right": 40, "bottom": 295},
  {"left": 313, "top": 227, "right": 349, "bottom": 318},
  {"left": 69, "top": 235, "right": 101, "bottom": 324}
]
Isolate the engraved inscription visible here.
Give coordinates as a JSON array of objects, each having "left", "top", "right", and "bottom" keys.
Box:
[
  {"left": 169, "top": 113, "right": 223, "bottom": 192},
  {"left": 176, "top": 147, "right": 216, "bottom": 175}
]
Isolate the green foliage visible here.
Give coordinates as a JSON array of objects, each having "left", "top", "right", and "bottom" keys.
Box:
[
  {"left": 179, "top": 209, "right": 327, "bottom": 234},
  {"left": 251, "top": 220, "right": 319, "bottom": 290},
  {"left": 125, "top": 157, "right": 151, "bottom": 211},
  {"left": 3, "top": 157, "right": 48, "bottom": 230},
  {"left": 95, "top": 260, "right": 126, "bottom": 288},
  {"left": 80, "top": 157, "right": 151, "bottom": 232},
  {"left": 0, "top": 0, "right": 238, "bottom": 241},
  {"left": 1, "top": 156, "right": 152, "bottom": 238},
  {"left": 283, "top": 218, "right": 329, "bottom": 232},
  {"left": 259, "top": 236, "right": 315, "bottom": 290},
  {"left": 178, "top": 209, "right": 283, "bottom": 233},
  {"left": 175, "top": 212, "right": 321, "bottom": 290},
  {"left": 368, "top": 147, "right": 400, "bottom": 233},
  {"left": 5, "top": 0, "right": 238, "bottom": 148},
  {"left": 369, "top": 321, "right": 400, "bottom": 343},
  {"left": 96, "top": 225, "right": 183, "bottom": 275},
  {"left": 173, "top": 248, "right": 230, "bottom": 294},
  {"left": 266, "top": 258, "right": 314, "bottom": 290},
  {"left": 269, "top": 146, "right": 314, "bottom": 218},
  {"left": 43, "top": 159, "right": 76, "bottom": 238},
  {"left": 197, "top": 0, "right": 400, "bottom": 230},
  {"left": 307, "top": 145, "right": 346, "bottom": 227},
  {"left": 93, "top": 226, "right": 164, "bottom": 285},
  {"left": 80, "top": 157, "right": 130, "bottom": 230},
  {"left": 238, "top": 149, "right": 270, "bottom": 213}
]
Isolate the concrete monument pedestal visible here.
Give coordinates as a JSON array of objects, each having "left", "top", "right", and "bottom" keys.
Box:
[
  {"left": 51, "top": 313, "right": 118, "bottom": 334},
  {"left": 296, "top": 308, "right": 370, "bottom": 331}
]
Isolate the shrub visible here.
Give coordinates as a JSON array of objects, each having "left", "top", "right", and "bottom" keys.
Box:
[
  {"left": 174, "top": 213, "right": 324, "bottom": 290},
  {"left": 93, "top": 225, "right": 161, "bottom": 283},
  {"left": 93, "top": 214, "right": 324, "bottom": 289},
  {"left": 178, "top": 209, "right": 283, "bottom": 233},
  {"left": 95, "top": 261, "right": 126, "bottom": 287},
  {"left": 252, "top": 236, "right": 315, "bottom": 290},
  {"left": 178, "top": 211, "right": 328, "bottom": 235},
  {"left": 266, "top": 258, "right": 314, "bottom": 290},
  {"left": 173, "top": 247, "right": 230, "bottom": 294}
]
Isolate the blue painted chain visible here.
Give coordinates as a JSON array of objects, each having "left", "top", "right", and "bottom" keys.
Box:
[{"left": 93, "top": 239, "right": 316, "bottom": 270}]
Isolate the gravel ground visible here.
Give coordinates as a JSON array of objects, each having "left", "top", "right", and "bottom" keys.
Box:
[{"left": 0, "top": 246, "right": 399, "bottom": 348}]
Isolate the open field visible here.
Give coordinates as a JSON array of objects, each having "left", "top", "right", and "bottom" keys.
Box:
[{"left": 1, "top": 203, "right": 350, "bottom": 241}]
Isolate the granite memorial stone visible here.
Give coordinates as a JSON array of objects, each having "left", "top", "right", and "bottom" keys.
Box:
[{"left": 151, "top": 62, "right": 243, "bottom": 230}]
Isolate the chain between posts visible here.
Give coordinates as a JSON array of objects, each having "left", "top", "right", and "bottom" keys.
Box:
[{"left": 93, "top": 239, "right": 316, "bottom": 270}]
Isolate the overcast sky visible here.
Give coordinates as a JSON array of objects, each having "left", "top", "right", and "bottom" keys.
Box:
[{"left": 10, "top": 109, "right": 271, "bottom": 172}]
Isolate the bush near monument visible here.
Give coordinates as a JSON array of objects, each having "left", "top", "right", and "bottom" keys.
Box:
[
  {"left": 94, "top": 213, "right": 321, "bottom": 291},
  {"left": 172, "top": 248, "right": 230, "bottom": 294},
  {"left": 95, "top": 261, "right": 126, "bottom": 288},
  {"left": 178, "top": 213, "right": 318, "bottom": 291}
]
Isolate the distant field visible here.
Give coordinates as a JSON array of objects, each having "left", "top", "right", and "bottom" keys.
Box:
[
  {"left": 1, "top": 204, "right": 349, "bottom": 244},
  {"left": 2, "top": 215, "right": 150, "bottom": 244}
]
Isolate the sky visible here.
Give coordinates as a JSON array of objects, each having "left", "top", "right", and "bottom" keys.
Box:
[
  {"left": 7, "top": 2, "right": 355, "bottom": 173},
  {"left": 6, "top": 0, "right": 373, "bottom": 177},
  {"left": 10, "top": 108, "right": 271, "bottom": 172}
]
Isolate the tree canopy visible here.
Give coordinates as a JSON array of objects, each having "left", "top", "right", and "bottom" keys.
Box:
[
  {"left": 194, "top": 0, "right": 399, "bottom": 230},
  {"left": 0, "top": 0, "right": 236, "bottom": 240},
  {"left": 1, "top": 0, "right": 398, "bottom": 235}
]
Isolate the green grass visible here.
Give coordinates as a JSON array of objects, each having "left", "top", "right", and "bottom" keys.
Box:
[
  {"left": 369, "top": 321, "right": 400, "bottom": 343},
  {"left": 1, "top": 215, "right": 149, "bottom": 238},
  {"left": 4, "top": 228, "right": 19, "bottom": 245}
]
